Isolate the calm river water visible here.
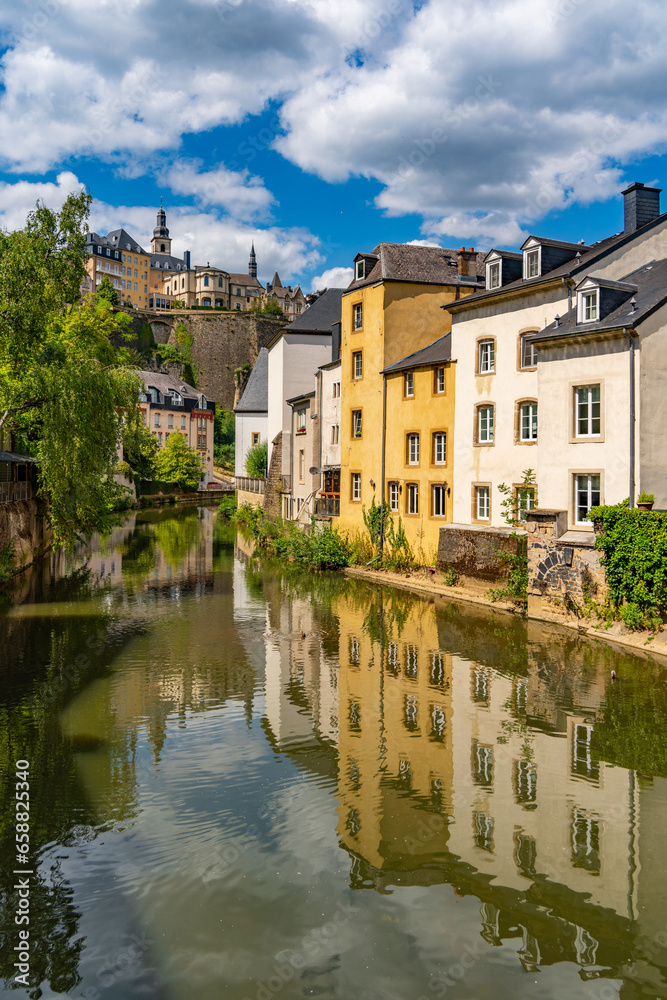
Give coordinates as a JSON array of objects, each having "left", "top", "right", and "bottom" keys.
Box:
[{"left": 2, "top": 506, "right": 667, "bottom": 1000}]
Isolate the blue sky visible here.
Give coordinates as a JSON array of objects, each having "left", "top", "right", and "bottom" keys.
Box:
[{"left": 0, "top": 0, "right": 666, "bottom": 291}]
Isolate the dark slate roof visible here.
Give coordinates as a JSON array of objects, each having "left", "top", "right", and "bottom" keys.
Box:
[
  {"left": 269, "top": 271, "right": 283, "bottom": 289},
  {"left": 531, "top": 259, "right": 667, "bottom": 343},
  {"left": 0, "top": 451, "right": 36, "bottom": 463},
  {"left": 286, "top": 287, "right": 345, "bottom": 332},
  {"left": 484, "top": 248, "right": 522, "bottom": 262},
  {"left": 227, "top": 273, "right": 263, "bottom": 288},
  {"left": 106, "top": 229, "right": 148, "bottom": 255},
  {"left": 137, "top": 369, "right": 214, "bottom": 403},
  {"left": 521, "top": 235, "right": 590, "bottom": 252},
  {"left": 446, "top": 219, "right": 667, "bottom": 312},
  {"left": 286, "top": 390, "right": 315, "bottom": 406},
  {"left": 346, "top": 242, "right": 485, "bottom": 292},
  {"left": 382, "top": 332, "right": 452, "bottom": 373},
  {"left": 150, "top": 253, "right": 187, "bottom": 270},
  {"left": 235, "top": 348, "right": 269, "bottom": 413},
  {"left": 580, "top": 276, "right": 637, "bottom": 292}
]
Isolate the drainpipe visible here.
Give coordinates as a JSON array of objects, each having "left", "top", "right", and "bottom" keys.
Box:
[
  {"left": 562, "top": 276, "right": 574, "bottom": 312},
  {"left": 379, "top": 372, "right": 387, "bottom": 561},
  {"left": 623, "top": 327, "right": 636, "bottom": 507}
]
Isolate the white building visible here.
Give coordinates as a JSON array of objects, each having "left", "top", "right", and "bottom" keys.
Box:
[{"left": 234, "top": 348, "right": 269, "bottom": 478}]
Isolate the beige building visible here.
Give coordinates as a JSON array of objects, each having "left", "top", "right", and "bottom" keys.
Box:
[
  {"left": 447, "top": 182, "right": 667, "bottom": 531},
  {"left": 135, "top": 369, "right": 216, "bottom": 483},
  {"left": 264, "top": 271, "right": 307, "bottom": 321},
  {"left": 85, "top": 229, "right": 151, "bottom": 310}
]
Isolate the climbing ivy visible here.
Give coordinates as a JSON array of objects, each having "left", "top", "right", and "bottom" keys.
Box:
[{"left": 588, "top": 501, "right": 667, "bottom": 630}]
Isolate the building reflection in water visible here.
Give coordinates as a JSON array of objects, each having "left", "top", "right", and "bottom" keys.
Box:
[{"left": 251, "top": 568, "right": 667, "bottom": 991}]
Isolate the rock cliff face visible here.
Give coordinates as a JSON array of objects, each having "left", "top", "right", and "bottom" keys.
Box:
[
  {"left": 130, "top": 310, "right": 284, "bottom": 410},
  {"left": 0, "top": 499, "right": 51, "bottom": 570}
]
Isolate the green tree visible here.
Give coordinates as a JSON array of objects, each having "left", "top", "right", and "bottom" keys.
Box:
[
  {"left": 249, "top": 298, "right": 286, "bottom": 319},
  {"left": 0, "top": 191, "right": 143, "bottom": 546},
  {"left": 153, "top": 433, "right": 203, "bottom": 489},
  {"left": 155, "top": 321, "right": 198, "bottom": 385},
  {"left": 214, "top": 406, "right": 235, "bottom": 469},
  {"left": 122, "top": 416, "right": 159, "bottom": 483},
  {"left": 245, "top": 439, "right": 267, "bottom": 477},
  {"left": 96, "top": 272, "right": 119, "bottom": 306}
]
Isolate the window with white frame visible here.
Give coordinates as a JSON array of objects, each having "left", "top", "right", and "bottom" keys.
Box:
[
  {"left": 475, "top": 485, "right": 490, "bottom": 520},
  {"left": 477, "top": 405, "right": 494, "bottom": 443},
  {"left": 407, "top": 433, "right": 419, "bottom": 464},
  {"left": 432, "top": 485, "right": 446, "bottom": 517},
  {"left": 332, "top": 381, "right": 340, "bottom": 398},
  {"left": 435, "top": 366, "right": 445, "bottom": 393},
  {"left": 407, "top": 483, "right": 419, "bottom": 514},
  {"left": 351, "top": 472, "right": 361, "bottom": 501},
  {"left": 487, "top": 260, "right": 501, "bottom": 289},
  {"left": 433, "top": 432, "right": 447, "bottom": 464},
  {"left": 478, "top": 339, "right": 495, "bottom": 374},
  {"left": 353, "top": 351, "right": 363, "bottom": 379},
  {"left": 154, "top": 413, "right": 160, "bottom": 427},
  {"left": 520, "top": 334, "right": 538, "bottom": 368},
  {"left": 579, "top": 288, "right": 599, "bottom": 323},
  {"left": 575, "top": 474, "right": 600, "bottom": 525},
  {"left": 389, "top": 481, "right": 399, "bottom": 511},
  {"left": 353, "top": 303, "right": 363, "bottom": 330},
  {"left": 515, "top": 486, "right": 536, "bottom": 522},
  {"left": 181, "top": 416, "right": 186, "bottom": 430},
  {"left": 404, "top": 372, "right": 414, "bottom": 397},
  {"left": 167, "top": 414, "right": 173, "bottom": 428},
  {"left": 296, "top": 408, "right": 307, "bottom": 434},
  {"left": 575, "top": 384, "right": 601, "bottom": 437},
  {"left": 352, "top": 410, "right": 362, "bottom": 438},
  {"left": 524, "top": 247, "right": 540, "bottom": 279},
  {"left": 520, "top": 402, "right": 538, "bottom": 442},
  {"left": 355, "top": 259, "right": 365, "bottom": 280}
]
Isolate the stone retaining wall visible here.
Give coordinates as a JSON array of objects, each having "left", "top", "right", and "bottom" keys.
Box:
[
  {"left": 0, "top": 498, "right": 51, "bottom": 572},
  {"left": 526, "top": 509, "right": 607, "bottom": 619},
  {"left": 436, "top": 522, "right": 521, "bottom": 582}
]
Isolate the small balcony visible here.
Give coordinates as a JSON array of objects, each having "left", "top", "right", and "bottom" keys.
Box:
[
  {"left": 0, "top": 481, "right": 34, "bottom": 504},
  {"left": 315, "top": 494, "right": 340, "bottom": 517}
]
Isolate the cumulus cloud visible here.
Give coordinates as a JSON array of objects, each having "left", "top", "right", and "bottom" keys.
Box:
[
  {"left": 0, "top": 170, "right": 84, "bottom": 230},
  {"left": 160, "top": 160, "right": 275, "bottom": 221},
  {"left": 308, "top": 265, "right": 353, "bottom": 292}
]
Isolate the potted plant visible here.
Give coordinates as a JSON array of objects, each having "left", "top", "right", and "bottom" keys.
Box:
[{"left": 637, "top": 491, "right": 655, "bottom": 511}]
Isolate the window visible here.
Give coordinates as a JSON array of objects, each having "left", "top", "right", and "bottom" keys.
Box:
[
  {"left": 474, "top": 812, "right": 494, "bottom": 853},
  {"left": 407, "top": 433, "right": 419, "bottom": 464},
  {"left": 204, "top": 275, "right": 209, "bottom": 286},
  {"left": 407, "top": 483, "right": 419, "bottom": 514},
  {"left": 472, "top": 742, "right": 494, "bottom": 786},
  {"left": 478, "top": 339, "right": 495, "bottom": 374},
  {"left": 154, "top": 413, "right": 160, "bottom": 427},
  {"left": 520, "top": 402, "right": 538, "bottom": 442},
  {"left": 355, "top": 259, "right": 365, "bottom": 280},
  {"left": 575, "top": 474, "right": 601, "bottom": 524},
  {"left": 477, "top": 405, "right": 494, "bottom": 443},
  {"left": 353, "top": 351, "right": 363, "bottom": 379},
  {"left": 572, "top": 724, "right": 600, "bottom": 782},
  {"left": 251, "top": 432, "right": 260, "bottom": 446},
  {"left": 353, "top": 303, "right": 363, "bottom": 330},
  {"left": 524, "top": 247, "right": 540, "bottom": 279},
  {"left": 167, "top": 414, "right": 173, "bottom": 428},
  {"left": 404, "top": 693, "right": 419, "bottom": 732},
  {"left": 331, "top": 424, "right": 339, "bottom": 445},
  {"left": 433, "top": 432, "right": 446, "bottom": 464},
  {"left": 296, "top": 409, "right": 307, "bottom": 434},
  {"left": 432, "top": 485, "right": 447, "bottom": 517},
  {"left": 389, "top": 481, "right": 399, "bottom": 511},
  {"left": 404, "top": 372, "right": 414, "bottom": 397},
  {"left": 134, "top": 282, "right": 138, "bottom": 292},
  {"left": 332, "top": 381, "right": 340, "bottom": 398},
  {"left": 351, "top": 472, "right": 361, "bottom": 501},
  {"left": 515, "top": 486, "right": 536, "bottom": 522},
  {"left": 487, "top": 260, "right": 500, "bottom": 288},
  {"left": 218, "top": 278, "right": 223, "bottom": 288},
  {"left": 520, "top": 334, "right": 538, "bottom": 369},
  {"left": 575, "top": 385, "right": 601, "bottom": 437},
  {"left": 405, "top": 644, "right": 418, "bottom": 678},
  {"left": 170, "top": 392, "right": 183, "bottom": 407},
  {"left": 571, "top": 808, "right": 600, "bottom": 874},
  {"left": 181, "top": 416, "right": 186, "bottom": 430},
  {"left": 579, "top": 288, "right": 599, "bottom": 323},
  {"left": 352, "top": 410, "right": 362, "bottom": 438},
  {"left": 434, "top": 366, "right": 445, "bottom": 393},
  {"left": 299, "top": 449, "right": 305, "bottom": 483},
  {"left": 475, "top": 485, "right": 490, "bottom": 520}
]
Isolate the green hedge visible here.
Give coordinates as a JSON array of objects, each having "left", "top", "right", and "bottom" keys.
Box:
[{"left": 589, "top": 502, "right": 667, "bottom": 630}]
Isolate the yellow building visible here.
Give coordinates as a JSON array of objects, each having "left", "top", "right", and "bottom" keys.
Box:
[
  {"left": 85, "top": 229, "right": 151, "bottom": 310},
  {"left": 381, "top": 332, "right": 455, "bottom": 561},
  {"left": 338, "top": 243, "right": 483, "bottom": 557}
]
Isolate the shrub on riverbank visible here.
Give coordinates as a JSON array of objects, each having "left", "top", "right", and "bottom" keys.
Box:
[
  {"left": 589, "top": 502, "right": 667, "bottom": 631},
  {"left": 233, "top": 504, "right": 351, "bottom": 570}
]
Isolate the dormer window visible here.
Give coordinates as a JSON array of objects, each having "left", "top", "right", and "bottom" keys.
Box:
[
  {"left": 578, "top": 288, "right": 599, "bottom": 323},
  {"left": 356, "top": 259, "right": 365, "bottom": 281},
  {"left": 523, "top": 247, "right": 541, "bottom": 279},
  {"left": 487, "top": 260, "right": 501, "bottom": 289}
]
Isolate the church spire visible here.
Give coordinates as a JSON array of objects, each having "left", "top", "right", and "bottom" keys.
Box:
[
  {"left": 151, "top": 200, "right": 172, "bottom": 255},
  {"left": 249, "top": 241, "right": 257, "bottom": 279}
]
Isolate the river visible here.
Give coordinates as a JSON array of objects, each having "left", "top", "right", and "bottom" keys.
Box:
[{"left": 1, "top": 505, "right": 667, "bottom": 1000}]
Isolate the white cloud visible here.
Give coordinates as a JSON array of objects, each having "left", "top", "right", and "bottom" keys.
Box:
[
  {"left": 0, "top": 170, "right": 84, "bottom": 230},
  {"left": 161, "top": 160, "right": 275, "bottom": 221},
  {"left": 308, "top": 265, "right": 353, "bottom": 292}
]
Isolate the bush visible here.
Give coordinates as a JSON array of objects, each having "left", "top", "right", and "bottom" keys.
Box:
[
  {"left": 245, "top": 440, "right": 267, "bottom": 478},
  {"left": 154, "top": 434, "right": 203, "bottom": 490},
  {"left": 232, "top": 506, "right": 351, "bottom": 570}
]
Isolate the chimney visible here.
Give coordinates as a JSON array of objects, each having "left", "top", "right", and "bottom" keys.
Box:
[
  {"left": 457, "top": 247, "right": 477, "bottom": 277},
  {"left": 622, "top": 182, "right": 662, "bottom": 233},
  {"left": 184, "top": 250, "right": 191, "bottom": 269}
]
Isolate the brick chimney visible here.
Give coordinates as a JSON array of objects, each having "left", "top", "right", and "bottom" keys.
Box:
[
  {"left": 622, "top": 182, "right": 662, "bottom": 233},
  {"left": 457, "top": 247, "right": 477, "bottom": 277}
]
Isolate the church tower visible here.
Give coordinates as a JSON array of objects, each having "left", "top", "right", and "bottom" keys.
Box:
[
  {"left": 248, "top": 241, "right": 257, "bottom": 278},
  {"left": 151, "top": 199, "right": 172, "bottom": 255}
]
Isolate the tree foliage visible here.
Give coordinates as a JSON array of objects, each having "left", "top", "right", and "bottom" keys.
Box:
[
  {"left": 121, "top": 416, "right": 159, "bottom": 483},
  {"left": 95, "top": 273, "right": 119, "bottom": 306},
  {"left": 245, "top": 440, "right": 267, "bottom": 477},
  {"left": 0, "top": 190, "right": 143, "bottom": 546},
  {"left": 153, "top": 433, "right": 203, "bottom": 489}
]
